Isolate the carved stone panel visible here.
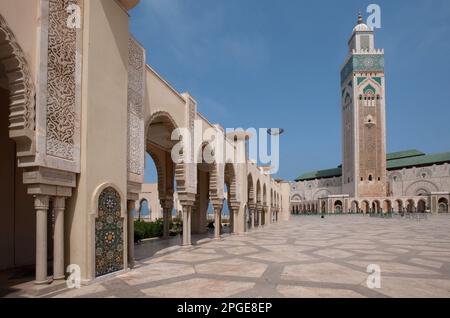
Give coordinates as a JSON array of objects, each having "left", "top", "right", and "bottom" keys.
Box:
[
  {"left": 36, "top": 0, "right": 82, "bottom": 174},
  {"left": 46, "top": 0, "right": 80, "bottom": 161},
  {"left": 127, "top": 37, "right": 145, "bottom": 181}
]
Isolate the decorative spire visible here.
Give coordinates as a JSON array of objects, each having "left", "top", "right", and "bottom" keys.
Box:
[{"left": 357, "top": 12, "right": 363, "bottom": 25}]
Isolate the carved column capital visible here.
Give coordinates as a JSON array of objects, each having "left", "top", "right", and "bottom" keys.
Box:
[{"left": 34, "top": 195, "right": 49, "bottom": 210}]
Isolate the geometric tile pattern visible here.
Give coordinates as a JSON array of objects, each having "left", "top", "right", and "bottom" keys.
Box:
[
  {"left": 95, "top": 187, "right": 124, "bottom": 278},
  {"left": 50, "top": 215, "right": 450, "bottom": 298}
]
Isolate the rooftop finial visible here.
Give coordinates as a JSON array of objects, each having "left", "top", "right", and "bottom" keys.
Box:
[{"left": 357, "top": 12, "right": 363, "bottom": 24}]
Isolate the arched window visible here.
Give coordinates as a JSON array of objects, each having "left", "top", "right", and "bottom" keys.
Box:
[
  {"left": 438, "top": 198, "right": 448, "bottom": 213},
  {"left": 368, "top": 175, "right": 373, "bottom": 181}
]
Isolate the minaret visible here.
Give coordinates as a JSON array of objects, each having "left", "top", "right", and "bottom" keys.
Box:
[{"left": 341, "top": 13, "right": 387, "bottom": 198}]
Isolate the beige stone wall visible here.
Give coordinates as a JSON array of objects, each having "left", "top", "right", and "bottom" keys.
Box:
[
  {"left": 388, "top": 164, "right": 450, "bottom": 197},
  {"left": 66, "top": 0, "right": 130, "bottom": 282}
]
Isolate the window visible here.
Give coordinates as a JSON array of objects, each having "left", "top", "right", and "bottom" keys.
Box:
[{"left": 368, "top": 175, "right": 373, "bottom": 181}]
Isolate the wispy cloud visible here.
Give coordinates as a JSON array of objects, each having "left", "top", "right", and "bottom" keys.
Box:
[{"left": 137, "top": 0, "right": 270, "bottom": 69}]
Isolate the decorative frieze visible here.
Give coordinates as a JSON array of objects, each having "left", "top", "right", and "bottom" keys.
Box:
[
  {"left": 46, "top": 0, "right": 80, "bottom": 161},
  {"left": 341, "top": 54, "right": 384, "bottom": 84},
  {"left": 127, "top": 37, "right": 145, "bottom": 179}
]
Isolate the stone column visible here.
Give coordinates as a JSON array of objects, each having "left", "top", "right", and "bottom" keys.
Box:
[
  {"left": 163, "top": 208, "right": 171, "bottom": 239},
  {"left": 53, "top": 197, "right": 66, "bottom": 280},
  {"left": 232, "top": 208, "right": 239, "bottom": 234},
  {"left": 161, "top": 199, "right": 173, "bottom": 239},
  {"left": 258, "top": 207, "right": 263, "bottom": 228},
  {"left": 127, "top": 200, "right": 135, "bottom": 268},
  {"left": 35, "top": 195, "right": 49, "bottom": 285},
  {"left": 229, "top": 207, "right": 234, "bottom": 234},
  {"left": 182, "top": 205, "right": 191, "bottom": 246},
  {"left": 250, "top": 207, "right": 255, "bottom": 229},
  {"left": 214, "top": 206, "right": 223, "bottom": 239}
]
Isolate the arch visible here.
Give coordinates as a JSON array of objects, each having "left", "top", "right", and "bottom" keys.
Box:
[
  {"left": 146, "top": 148, "right": 171, "bottom": 203},
  {"left": 394, "top": 199, "right": 403, "bottom": 212},
  {"left": 351, "top": 200, "right": 359, "bottom": 213},
  {"left": 362, "top": 200, "right": 370, "bottom": 214},
  {"left": 320, "top": 201, "right": 326, "bottom": 213},
  {"left": 146, "top": 110, "right": 180, "bottom": 140},
  {"left": 313, "top": 188, "right": 331, "bottom": 201},
  {"left": 334, "top": 200, "right": 343, "bottom": 213},
  {"left": 0, "top": 14, "right": 36, "bottom": 155},
  {"left": 373, "top": 200, "right": 381, "bottom": 213},
  {"left": 146, "top": 111, "right": 180, "bottom": 198},
  {"left": 247, "top": 174, "right": 256, "bottom": 204},
  {"left": 417, "top": 199, "right": 427, "bottom": 213},
  {"left": 138, "top": 198, "right": 150, "bottom": 220},
  {"left": 263, "top": 184, "right": 267, "bottom": 206},
  {"left": 94, "top": 185, "right": 124, "bottom": 278},
  {"left": 406, "top": 199, "right": 415, "bottom": 213},
  {"left": 256, "top": 179, "right": 262, "bottom": 205},
  {"left": 363, "top": 84, "right": 376, "bottom": 95},
  {"left": 438, "top": 198, "right": 448, "bottom": 213},
  {"left": 383, "top": 200, "right": 392, "bottom": 213},
  {"left": 405, "top": 180, "right": 438, "bottom": 197}
]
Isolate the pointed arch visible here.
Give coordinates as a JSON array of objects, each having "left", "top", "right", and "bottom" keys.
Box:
[{"left": 0, "top": 14, "right": 36, "bottom": 158}]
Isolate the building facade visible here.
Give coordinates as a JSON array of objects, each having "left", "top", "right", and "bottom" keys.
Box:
[
  {"left": 290, "top": 14, "right": 450, "bottom": 215},
  {"left": 0, "top": 0, "right": 290, "bottom": 287}
]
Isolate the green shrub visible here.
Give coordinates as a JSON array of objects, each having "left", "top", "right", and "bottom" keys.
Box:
[
  {"left": 134, "top": 219, "right": 164, "bottom": 243},
  {"left": 134, "top": 220, "right": 146, "bottom": 243}
]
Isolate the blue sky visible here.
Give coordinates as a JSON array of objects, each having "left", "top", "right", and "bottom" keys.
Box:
[{"left": 130, "top": 0, "right": 450, "bottom": 182}]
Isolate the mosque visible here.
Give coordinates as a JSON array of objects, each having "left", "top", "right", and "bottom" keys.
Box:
[{"left": 290, "top": 14, "right": 450, "bottom": 215}]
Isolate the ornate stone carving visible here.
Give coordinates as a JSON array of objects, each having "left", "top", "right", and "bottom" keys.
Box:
[
  {"left": 127, "top": 37, "right": 145, "bottom": 177},
  {"left": 46, "top": 0, "right": 80, "bottom": 161},
  {"left": 0, "top": 14, "right": 36, "bottom": 157}
]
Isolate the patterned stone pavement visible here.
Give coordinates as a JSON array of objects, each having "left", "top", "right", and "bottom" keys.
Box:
[{"left": 49, "top": 215, "right": 450, "bottom": 298}]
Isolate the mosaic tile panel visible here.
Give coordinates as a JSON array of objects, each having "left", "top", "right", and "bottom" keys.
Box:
[
  {"left": 95, "top": 187, "right": 124, "bottom": 277},
  {"left": 341, "top": 54, "right": 384, "bottom": 84}
]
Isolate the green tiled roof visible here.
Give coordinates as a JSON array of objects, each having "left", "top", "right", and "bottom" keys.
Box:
[
  {"left": 295, "top": 167, "right": 342, "bottom": 182},
  {"left": 386, "top": 149, "right": 425, "bottom": 161},
  {"left": 295, "top": 150, "right": 450, "bottom": 182},
  {"left": 387, "top": 152, "right": 450, "bottom": 170}
]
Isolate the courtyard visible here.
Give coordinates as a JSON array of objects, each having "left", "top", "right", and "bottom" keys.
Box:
[{"left": 45, "top": 215, "right": 450, "bottom": 298}]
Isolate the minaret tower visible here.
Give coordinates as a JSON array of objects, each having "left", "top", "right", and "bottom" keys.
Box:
[{"left": 341, "top": 13, "right": 387, "bottom": 198}]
